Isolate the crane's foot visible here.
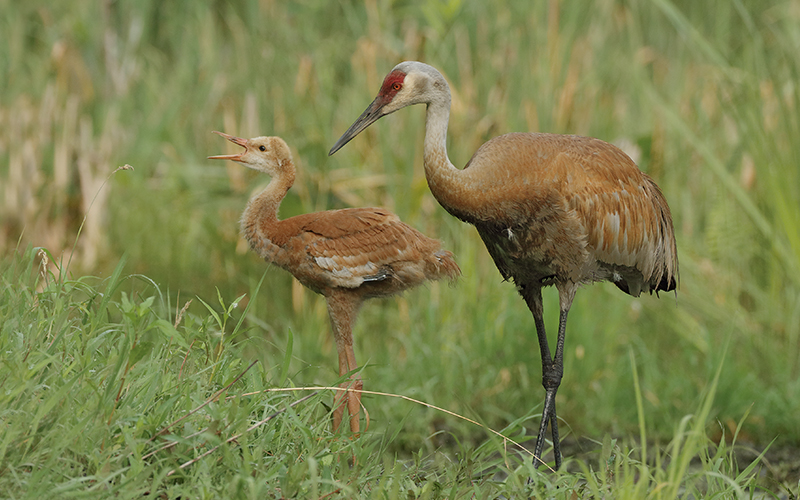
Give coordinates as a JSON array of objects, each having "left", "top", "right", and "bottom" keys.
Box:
[
  {"left": 332, "top": 388, "right": 346, "bottom": 432},
  {"left": 533, "top": 387, "right": 562, "bottom": 471},
  {"left": 332, "top": 376, "right": 363, "bottom": 436},
  {"left": 346, "top": 377, "right": 363, "bottom": 435}
]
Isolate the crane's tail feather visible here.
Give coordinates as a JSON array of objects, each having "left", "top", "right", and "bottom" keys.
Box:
[{"left": 431, "top": 249, "right": 461, "bottom": 283}]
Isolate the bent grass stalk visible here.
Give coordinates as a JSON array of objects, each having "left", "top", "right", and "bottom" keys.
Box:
[
  {"left": 243, "top": 386, "right": 548, "bottom": 470},
  {"left": 146, "top": 383, "right": 552, "bottom": 475},
  {"left": 63, "top": 164, "right": 134, "bottom": 281}
]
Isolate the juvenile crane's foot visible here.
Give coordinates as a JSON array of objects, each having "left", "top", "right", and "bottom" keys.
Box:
[
  {"left": 346, "top": 377, "right": 363, "bottom": 435},
  {"left": 332, "top": 376, "right": 363, "bottom": 435}
]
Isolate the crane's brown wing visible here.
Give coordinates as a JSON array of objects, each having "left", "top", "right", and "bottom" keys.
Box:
[
  {"left": 276, "top": 207, "right": 441, "bottom": 288},
  {"left": 455, "top": 133, "right": 676, "bottom": 294},
  {"left": 560, "top": 143, "right": 678, "bottom": 294}
]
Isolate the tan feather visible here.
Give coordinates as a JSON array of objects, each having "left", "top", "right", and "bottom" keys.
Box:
[
  {"left": 329, "top": 61, "right": 679, "bottom": 469},
  {"left": 209, "top": 131, "right": 459, "bottom": 435}
]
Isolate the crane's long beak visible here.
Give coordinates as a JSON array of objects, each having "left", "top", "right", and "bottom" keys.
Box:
[
  {"left": 328, "top": 96, "right": 386, "bottom": 155},
  {"left": 208, "top": 131, "right": 247, "bottom": 160}
]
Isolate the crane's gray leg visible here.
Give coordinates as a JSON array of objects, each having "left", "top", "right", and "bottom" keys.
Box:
[
  {"left": 545, "top": 285, "right": 576, "bottom": 470},
  {"left": 543, "top": 308, "right": 569, "bottom": 470},
  {"left": 522, "top": 286, "right": 556, "bottom": 469},
  {"left": 525, "top": 284, "right": 574, "bottom": 471}
]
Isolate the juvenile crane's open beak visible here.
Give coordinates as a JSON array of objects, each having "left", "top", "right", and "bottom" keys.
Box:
[
  {"left": 328, "top": 96, "right": 387, "bottom": 156},
  {"left": 208, "top": 131, "right": 247, "bottom": 161}
]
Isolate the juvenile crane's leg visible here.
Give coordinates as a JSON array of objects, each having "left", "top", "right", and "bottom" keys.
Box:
[
  {"left": 342, "top": 338, "right": 363, "bottom": 433},
  {"left": 326, "top": 295, "right": 364, "bottom": 434}
]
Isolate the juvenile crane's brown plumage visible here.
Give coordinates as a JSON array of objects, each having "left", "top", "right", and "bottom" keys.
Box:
[
  {"left": 329, "top": 61, "right": 678, "bottom": 469},
  {"left": 209, "top": 131, "right": 459, "bottom": 434}
]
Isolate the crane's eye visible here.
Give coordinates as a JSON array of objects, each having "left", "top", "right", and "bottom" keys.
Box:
[
  {"left": 259, "top": 145, "right": 266, "bottom": 152},
  {"left": 392, "top": 82, "right": 401, "bottom": 91}
]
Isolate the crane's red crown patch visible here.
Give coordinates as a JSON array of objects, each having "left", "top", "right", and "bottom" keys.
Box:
[{"left": 379, "top": 70, "right": 406, "bottom": 100}]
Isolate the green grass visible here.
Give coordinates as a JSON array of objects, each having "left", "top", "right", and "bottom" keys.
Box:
[
  {"left": 0, "top": 246, "right": 777, "bottom": 498},
  {"left": 2, "top": 0, "right": 799, "bottom": 497}
]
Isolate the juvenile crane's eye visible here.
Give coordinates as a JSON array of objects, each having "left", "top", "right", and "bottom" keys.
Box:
[{"left": 259, "top": 145, "right": 266, "bottom": 152}]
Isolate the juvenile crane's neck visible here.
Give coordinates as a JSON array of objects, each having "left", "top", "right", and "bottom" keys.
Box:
[
  {"left": 241, "top": 165, "right": 295, "bottom": 256},
  {"left": 422, "top": 95, "right": 475, "bottom": 221}
]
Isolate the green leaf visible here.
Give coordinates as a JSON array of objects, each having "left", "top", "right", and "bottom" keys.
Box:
[
  {"left": 196, "top": 295, "right": 222, "bottom": 329},
  {"left": 129, "top": 341, "right": 154, "bottom": 366},
  {"left": 154, "top": 319, "right": 189, "bottom": 348}
]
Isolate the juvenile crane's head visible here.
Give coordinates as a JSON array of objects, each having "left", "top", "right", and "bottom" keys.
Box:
[
  {"left": 208, "top": 132, "right": 294, "bottom": 179},
  {"left": 329, "top": 61, "right": 450, "bottom": 155}
]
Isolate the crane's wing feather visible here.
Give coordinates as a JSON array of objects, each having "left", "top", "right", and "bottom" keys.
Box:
[
  {"left": 277, "top": 208, "right": 446, "bottom": 288},
  {"left": 457, "top": 133, "right": 676, "bottom": 295},
  {"left": 563, "top": 144, "right": 678, "bottom": 294}
]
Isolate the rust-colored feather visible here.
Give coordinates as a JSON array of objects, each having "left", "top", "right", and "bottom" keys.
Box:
[
  {"left": 436, "top": 133, "right": 677, "bottom": 296},
  {"left": 269, "top": 207, "right": 459, "bottom": 292},
  {"left": 211, "top": 131, "right": 459, "bottom": 436},
  {"left": 328, "top": 60, "right": 679, "bottom": 469}
]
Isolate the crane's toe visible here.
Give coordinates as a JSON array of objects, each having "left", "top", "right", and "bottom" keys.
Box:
[
  {"left": 332, "top": 376, "right": 363, "bottom": 435},
  {"left": 347, "top": 377, "right": 363, "bottom": 434}
]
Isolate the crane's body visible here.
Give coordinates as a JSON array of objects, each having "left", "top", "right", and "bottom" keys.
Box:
[
  {"left": 210, "top": 131, "right": 459, "bottom": 434},
  {"left": 329, "top": 61, "right": 678, "bottom": 469},
  {"left": 242, "top": 201, "right": 455, "bottom": 296},
  {"left": 432, "top": 132, "right": 676, "bottom": 297}
]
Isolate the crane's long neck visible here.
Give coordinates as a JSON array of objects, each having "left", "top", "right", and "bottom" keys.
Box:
[
  {"left": 423, "top": 96, "right": 476, "bottom": 222},
  {"left": 240, "top": 167, "right": 295, "bottom": 261}
]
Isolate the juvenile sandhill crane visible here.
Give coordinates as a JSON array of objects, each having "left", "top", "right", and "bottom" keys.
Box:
[
  {"left": 209, "top": 131, "right": 460, "bottom": 434},
  {"left": 329, "top": 61, "right": 678, "bottom": 469}
]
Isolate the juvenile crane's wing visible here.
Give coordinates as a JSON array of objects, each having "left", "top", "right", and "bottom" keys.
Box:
[{"left": 277, "top": 208, "right": 451, "bottom": 289}]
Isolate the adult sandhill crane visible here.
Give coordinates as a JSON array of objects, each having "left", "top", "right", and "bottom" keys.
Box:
[
  {"left": 329, "top": 61, "right": 678, "bottom": 469},
  {"left": 209, "top": 131, "right": 460, "bottom": 434}
]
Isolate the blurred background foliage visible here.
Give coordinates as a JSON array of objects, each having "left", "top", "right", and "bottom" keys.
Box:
[{"left": 2, "top": 0, "right": 799, "bottom": 449}]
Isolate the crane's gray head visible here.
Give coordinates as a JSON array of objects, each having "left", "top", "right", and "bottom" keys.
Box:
[
  {"left": 328, "top": 61, "right": 450, "bottom": 155},
  {"left": 208, "top": 131, "right": 293, "bottom": 177}
]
